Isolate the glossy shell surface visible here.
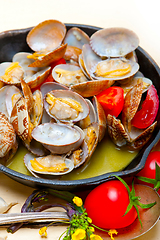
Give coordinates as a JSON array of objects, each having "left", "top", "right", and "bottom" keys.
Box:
[
  {"left": 44, "top": 89, "right": 89, "bottom": 123},
  {"left": 26, "top": 19, "right": 66, "bottom": 51},
  {"left": 90, "top": 27, "right": 139, "bottom": 57},
  {"left": 24, "top": 153, "right": 75, "bottom": 176},
  {"left": 31, "top": 122, "right": 84, "bottom": 154}
]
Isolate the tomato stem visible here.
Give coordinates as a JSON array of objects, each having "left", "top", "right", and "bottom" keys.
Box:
[
  {"left": 137, "top": 162, "right": 160, "bottom": 192},
  {"left": 111, "top": 175, "right": 157, "bottom": 228}
]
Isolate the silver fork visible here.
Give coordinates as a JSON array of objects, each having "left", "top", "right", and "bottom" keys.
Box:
[{"left": 0, "top": 211, "right": 69, "bottom": 225}]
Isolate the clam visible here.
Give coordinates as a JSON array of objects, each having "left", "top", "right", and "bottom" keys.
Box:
[
  {"left": 70, "top": 44, "right": 114, "bottom": 97},
  {"left": 27, "top": 44, "right": 67, "bottom": 68},
  {"left": 24, "top": 152, "right": 74, "bottom": 177},
  {"left": 12, "top": 52, "right": 51, "bottom": 89},
  {"left": 78, "top": 98, "right": 97, "bottom": 129},
  {"left": 127, "top": 122, "right": 157, "bottom": 150},
  {"left": 63, "top": 27, "right": 90, "bottom": 64},
  {"left": 26, "top": 19, "right": 67, "bottom": 68},
  {"left": 30, "top": 89, "right": 43, "bottom": 128},
  {"left": 5, "top": 85, "right": 22, "bottom": 118},
  {"left": 31, "top": 122, "right": 84, "bottom": 155},
  {"left": 0, "top": 112, "right": 18, "bottom": 164},
  {"left": 70, "top": 77, "right": 114, "bottom": 97},
  {"left": 44, "top": 89, "right": 89, "bottom": 123},
  {"left": 83, "top": 122, "right": 99, "bottom": 160},
  {"left": 27, "top": 19, "right": 66, "bottom": 52},
  {"left": 21, "top": 79, "right": 33, "bottom": 114},
  {"left": 0, "top": 62, "right": 24, "bottom": 85},
  {"left": 64, "top": 27, "right": 90, "bottom": 49},
  {"left": 0, "top": 85, "right": 14, "bottom": 118},
  {"left": 52, "top": 64, "right": 88, "bottom": 87},
  {"left": 107, "top": 114, "right": 130, "bottom": 147},
  {"left": 69, "top": 141, "right": 88, "bottom": 168},
  {"left": 91, "top": 57, "right": 139, "bottom": 81},
  {"left": 119, "top": 76, "right": 152, "bottom": 97},
  {"left": 90, "top": 27, "right": 139, "bottom": 58},
  {"left": 81, "top": 45, "right": 139, "bottom": 81},
  {"left": 121, "top": 82, "right": 144, "bottom": 133},
  {"left": 92, "top": 96, "right": 107, "bottom": 142},
  {"left": 10, "top": 97, "right": 33, "bottom": 142}
]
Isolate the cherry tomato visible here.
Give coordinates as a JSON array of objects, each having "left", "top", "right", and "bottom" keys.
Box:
[
  {"left": 132, "top": 85, "right": 159, "bottom": 129},
  {"left": 96, "top": 87, "right": 124, "bottom": 118},
  {"left": 31, "top": 58, "right": 66, "bottom": 92},
  {"left": 84, "top": 180, "right": 137, "bottom": 229},
  {"left": 136, "top": 151, "right": 160, "bottom": 194}
]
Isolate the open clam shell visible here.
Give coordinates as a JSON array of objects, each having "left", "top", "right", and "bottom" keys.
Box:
[
  {"left": 44, "top": 89, "right": 90, "bottom": 123},
  {"left": 12, "top": 51, "right": 51, "bottom": 87},
  {"left": 30, "top": 89, "right": 43, "bottom": 128},
  {"left": 64, "top": 27, "right": 90, "bottom": 49},
  {"left": 10, "top": 96, "right": 32, "bottom": 142},
  {"left": 24, "top": 152, "right": 74, "bottom": 177},
  {"left": 0, "top": 112, "right": 17, "bottom": 159},
  {"left": 0, "top": 62, "right": 24, "bottom": 85},
  {"left": 92, "top": 96, "right": 107, "bottom": 142},
  {"left": 26, "top": 19, "right": 67, "bottom": 52},
  {"left": 90, "top": 58, "right": 139, "bottom": 81},
  {"left": 12, "top": 52, "right": 40, "bottom": 73},
  {"left": 27, "top": 44, "right": 67, "bottom": 68},
  {"left": 5, "top": 85, "right": 22, "bottom": 118},
  {"left": 0, "top": 86, "right": 10, "bottom": 118},
  {"left": 31, "top": 122, "right": 84, "bottom": 154},
  {"left": 90, "top": 27, "right": 139, "bottom": 58},
  {"left": 52, "top": 63, "right": 88, "bottom": 87}
]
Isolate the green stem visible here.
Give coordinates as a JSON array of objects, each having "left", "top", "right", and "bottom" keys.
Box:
[{"left": 91, "top": 223, "right": 109, "bottom": 233}]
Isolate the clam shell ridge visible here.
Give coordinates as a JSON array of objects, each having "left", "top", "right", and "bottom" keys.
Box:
[{"left": 90, "top": 27, "right": 139, "bottom": 57}]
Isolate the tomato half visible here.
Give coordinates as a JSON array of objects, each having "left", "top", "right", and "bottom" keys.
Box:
[
  {"left": 132, "top": 85, "right": 159, "bottom": 129},
  {"left": 96, "top": 87, "right": 124, "bottom": 118},
  {"left": 136, "top": 151, "right": 160, "bottom": 194},
  {"left": 84, "top": 180, "right": 137, "bottom": 229}
]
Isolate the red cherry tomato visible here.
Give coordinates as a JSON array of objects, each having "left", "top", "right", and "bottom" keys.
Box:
[
  {"left": 136, "top": 151, "right": 160, "bottom": 194},
  {"left": 132, "top": 85, "right": 159, "bottom": 129},
  {"left": 84, "top": 180, "right": 137, "bottom": 229},
  {"left": 31, "top": 58, "right": 66, "bottom": 92},
  {"left": 96, "top": 87, "right": 124, "bottom": 117}
]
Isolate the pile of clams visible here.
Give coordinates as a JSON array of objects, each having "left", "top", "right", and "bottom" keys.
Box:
[{"left": 0, "top": 19, "right": 158, "bottom": 179}]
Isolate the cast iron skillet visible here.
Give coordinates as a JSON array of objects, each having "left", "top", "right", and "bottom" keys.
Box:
[{"left": 0, "top": 24, "right": 159, "bottom": 191}]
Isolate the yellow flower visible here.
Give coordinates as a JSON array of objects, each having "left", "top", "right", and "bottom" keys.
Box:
[
  {"left": 90, "top": 234, "right": 103, "bottom": 240},
  {"left": 39, "top": 226, "right": 47, "bottom": 237},
  {"left": 108, "top": 229, "right": 118, "bottom": 240},
  {"left": 72, "top": 196, "right": 83, "bottom": 207},
  {"left": 72, "top": 228, "right": 86, "bottom": 240}
]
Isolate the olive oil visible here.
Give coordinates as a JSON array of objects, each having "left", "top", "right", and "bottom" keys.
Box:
[
  {"left": 7, "top": 136, "right": 138, "bottom": 180},
  {"left": 61, "top": 135, "right": 138, "bottom": 180},
  {"left": 7, "top": 144, "right": 31, "bottom": 176}
]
